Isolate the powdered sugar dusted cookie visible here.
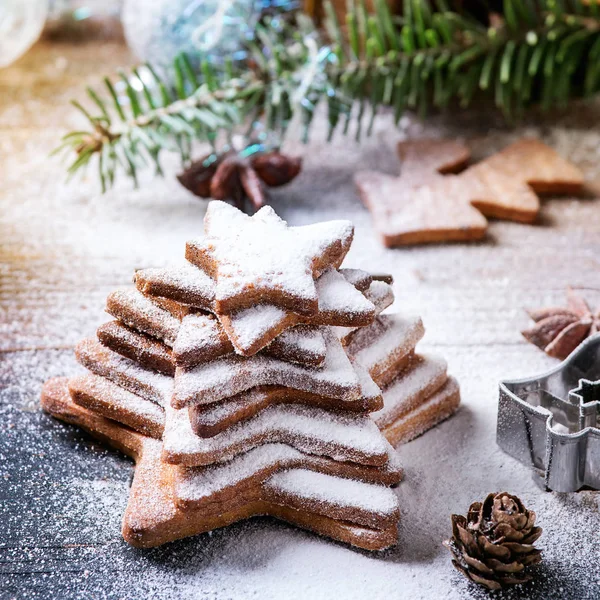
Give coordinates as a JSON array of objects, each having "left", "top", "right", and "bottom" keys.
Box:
[
  {"left": 173, "top": 312, "right": 234, "bottom": 367},
  {"left": 98, "top": 320, "right": 176, "bottom": 376},
  {"left": 263, "top": 468, "right": 399, "bottom": 529},
  {"left": 265, "top": 325, "right": 326, "bottom": 368},
  {"left": 175, "top": 442, "right": 402, "bottom": 509},
  {"left": 186, "top": 201, "right": 354, "bottom": 315},
  {"left": 134, "top": 264, "right": 372, "bottom": 360},
  {"left": 189, "top": 363, "right": 382, "bottom": 437},
  {"left": 42, "top": 378, "right": 401, "bottom": 551},
  {"left": 173, "top": 330, "right": 364, "bottom": 408},
  {"left": 162, "top": 401, "right": 392, "bottom": 467},
  {"left": 346, "top": 314, "right": 461, "bottom": 445},
  {"left": 371, "top": 354, "right": 449, "bottom": 429},
  {"left": 69, "top": 373, "right": 164, "bottom": 439},
  {"left": 135, "top": 263, "right": 215, "bottom": 310},
  {"left": 76, "top": 338, "right": 172, "bottom": 407},
  {"left": 40, "top": 200, "right": 464, "bottom": 552},
  {"left": 347, "top": 314, "right": 425, "bottom": 388},
  {"left": 106, "top": 289, "right": 180, "bottom": 346},
  {"left": 219, "top": 268, "right": 377, "bottom": 355},
  {"left": 379, "top": 377, "right": 460, "bottom": 446},
  {"left": 105, "top": 287, "right": 330, "bottom": 369},
  {"left": 335, "top": 279, "right": 395, "bottom": 346}
]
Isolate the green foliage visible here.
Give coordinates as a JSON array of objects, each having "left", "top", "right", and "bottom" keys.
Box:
[{"left": 57, "top": 0, "right": 600, "bottom": 191}]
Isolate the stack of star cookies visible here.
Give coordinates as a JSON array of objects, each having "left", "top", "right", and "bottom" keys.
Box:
[
  {"left": 341, "top": 314, "right": 461, "bottom": 446},
  {"left": 41, "top": 201, "right": 459, "bottom": 550}
]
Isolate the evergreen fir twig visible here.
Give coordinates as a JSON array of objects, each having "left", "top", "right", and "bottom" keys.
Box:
[{"left": 57, "top": 0, "right": 600, "bottom": 192}]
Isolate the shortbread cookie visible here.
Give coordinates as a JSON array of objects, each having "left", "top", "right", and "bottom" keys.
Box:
[
  {"left": 73, "top": 340, "right": 381, "bottom": 438},
  {"left": 176, "top": 315, "right": 327, "bottom": 369},
  {"left": 173, "top": 330, "right": 364, "bottom": 408},
  {"left": 106, "top": 289, "right": 180, "bottom": 346},
  {"left": 347, "top": 314, "right": 425, "bottom": 388},
  {"left": 263, "top": 469, "right": 399, "bottom": 529},
  {"left": 189, "top": 363, "right": 382, "bottom": 437},
  {"left": 396, "top": 139, "right": 470, "bottom": 184},
  {"left": 75, "top": 338, "right": 172, "bottom": 406},
  {"left": 134, "top": 263, "right": 215, "bottom": 311},
  {"left": 69, "top": 373, "right": 164, "bottom": 439},
  {"left": 136, "top": 265, "right": 378, "bottom": 356},
  {"left": 162, "top": 401, "right": 391, "bottom": 467},
  {"left": 262, "top": 325, "right": 326, "bottom": 368},
  {"left": 371, "top": 354, "right": 449, "bottom": 431},
  {"left": 186, "top": 201, "right": 354, "bottom": 315},
  {"left": 42, "top": 379, "right": 400, "bottom": 550},
  {"left": 379, "top": 377, "right": 460, "bottom": 446},
  {"left": 347, "top": 325, "right": 462, "bottom": 445},
  {"left": 219, "top": 268, "right": 377, "bottom": 355},
  {"left": 335, "top": 280, "right": 395, "bottom": 346},
  {"left": 356, "top": 170, "right": 488, "bottom": 246},
  {"left": 106, "top": 289, "right": 329, "bottom": 369},
  {"left": 172, "top": 312, "right": 234, "bottom": 367},
  {"left": 356, "top": 138, "right": 584, "bottom": 246},
  {"left": 338, "top": 268, "right": 373, "bottom": 291},
  {"left": 175, "top": 442, "right": 402, "bottom": 510},
  {"left": 98, "top": 321, "right": 175, "bottom": 376}
]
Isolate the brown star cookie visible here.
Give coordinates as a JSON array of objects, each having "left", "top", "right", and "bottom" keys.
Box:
[
  {"left": 356, "top": 138, "right": 584, "bottom": 246},
  {"left": 186, "top": 201, "right": 354, "bottom": 315},
  {"left": 134, "top": 266, "right": 378, "bottom": 356},
  {"left": 42, "top": 378, "right": 401, "bottom": 550},
  {"left": 104, "top": 289, "right": 330, "bottom": 369},
  {"left": 346, "top": 314, "right": 461, "bottom": 445}
]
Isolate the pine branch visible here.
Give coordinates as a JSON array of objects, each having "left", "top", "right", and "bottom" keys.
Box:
[
  {"left": 321, "top": 0, "right": 600, "bottom": 134},
  {"left": 57, "top": 0, "right": 600, "bottom": 192},
  {"left": 55, "top": 61, "right": 265, "bottom": 191}
]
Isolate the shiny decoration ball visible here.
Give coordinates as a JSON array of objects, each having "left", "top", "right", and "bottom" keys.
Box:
[
  {"left": 121, "top": 0, "right": 262, "bottom": 70},
  {"left": 0, "top": 0, "right": 49, "bottom": 68}
]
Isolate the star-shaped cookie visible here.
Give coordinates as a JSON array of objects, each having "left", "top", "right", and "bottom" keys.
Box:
[
  {"left": 134, "top": 265, "right": 379, "bottom": 356},
  {"left": 42, "top": 378, "right": 401, "bottom": 550},
  {"left": 173, "top": 330, "right": 362, "bottom": 408},
  {"left": 105, "top": 289, "right": 330, "bottom": 369},
  {"left": 186, "top": 201, "right": 354, "bottom": 315},
  {"left": 356, "top": 138, "right": 584, "bottom": 246}
]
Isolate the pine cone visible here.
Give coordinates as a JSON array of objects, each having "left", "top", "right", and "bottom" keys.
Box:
[
  {"left": 521, "top": 287, "right": 600, "bottom": 359},
  {"left": 443, "top": 492, "right": 542, "bottom": 591},
  {"left": 177, "top": 150, "right": 302, "bottom": 212}
]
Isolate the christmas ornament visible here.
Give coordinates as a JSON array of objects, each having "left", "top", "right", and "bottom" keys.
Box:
[
  {"left": 355, "top": 138, "right": 584, "bottom": 247},
  {"left": 0, "top": 0, "right": 49, "bottom": 68},
  {"left": 521, "top": 288, "right": 600, "bottom": 359},
  {"left": 121, "top": 0, "right": 292, "bottom": 71},
  {"left": 443, "top": 492, "right": 542, "bottom": 591},
  {"left": 498, "top": 334, "right": 600, "bottom": 492},
  {"left": 177, "top": 147, "right": 302, "bottom": 212}
]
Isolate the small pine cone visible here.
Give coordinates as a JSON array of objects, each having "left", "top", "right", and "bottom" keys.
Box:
[{"left": 443, "top": 492, "right": 543, "bottom": 591}]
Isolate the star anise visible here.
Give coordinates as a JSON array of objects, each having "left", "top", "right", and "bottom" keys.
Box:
[
  {"left": 521, "top": 288, "right": 600, "bottom": 359},
  {"left": 177, "top": 149, "right": 302, "bottom": 212}
]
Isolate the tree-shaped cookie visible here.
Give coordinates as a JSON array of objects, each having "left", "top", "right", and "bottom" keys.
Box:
[
  {"left": 355, "top": 138, "right": 584, "bottom": 246},
  {"left": 40, "top": 201, "right": 462, "bottom": 551}
]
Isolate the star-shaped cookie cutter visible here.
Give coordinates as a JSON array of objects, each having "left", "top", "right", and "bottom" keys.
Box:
[{"left": 497, "top": 334, "right": 600, "bottom": 492}]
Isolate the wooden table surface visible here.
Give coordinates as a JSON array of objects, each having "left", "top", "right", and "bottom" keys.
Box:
[{"left": 1, "top": 39, "right": 600, "bottom": 600}]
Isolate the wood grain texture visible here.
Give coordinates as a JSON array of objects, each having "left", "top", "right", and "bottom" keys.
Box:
[{"left": 1, "top": 40, "right": 600, "bottom": 600}]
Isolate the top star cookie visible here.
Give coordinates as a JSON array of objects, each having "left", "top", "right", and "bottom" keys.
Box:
[{"left": 186, "top": 201, "right": 354, "bottom": 315}]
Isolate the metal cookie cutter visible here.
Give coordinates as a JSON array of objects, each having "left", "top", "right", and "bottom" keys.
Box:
[{"left": 497, "top": 334, "right": 600, "bottom": 492}]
